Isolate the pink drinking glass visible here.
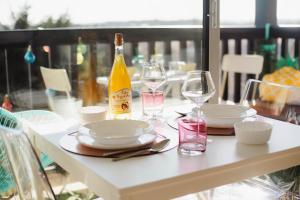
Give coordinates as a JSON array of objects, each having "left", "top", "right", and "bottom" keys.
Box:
[
  {"left": 141, "top": 91, "right": 164, "bottom": 119},
  {"left": 178, "top": 117, "right": 207, "bottom": 155}
]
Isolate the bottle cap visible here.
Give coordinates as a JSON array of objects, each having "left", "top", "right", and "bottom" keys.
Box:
[{"left": 114, "top": 33, "right": 124, "bottom": 46}]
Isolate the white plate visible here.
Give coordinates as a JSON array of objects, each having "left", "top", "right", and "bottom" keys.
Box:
[
  {"left": 176, "top": 104, "right": 257, "bottom": 128},
  {"left": 76, "top": 132, "right": 157, "bottom": 150},
  {"left": 76, "top": 120, "right": 155, "bottom": 149},
  {"left": 203, "top": 104, "right": 256, "bottom": 128}
]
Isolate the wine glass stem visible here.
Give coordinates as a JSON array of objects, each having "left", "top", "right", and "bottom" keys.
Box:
[
  {"left": 152, "top": 89, "right": 156, "bottom": 119},
  {"left": 196, "top": 104, "right": 202, "bottom": 134}
]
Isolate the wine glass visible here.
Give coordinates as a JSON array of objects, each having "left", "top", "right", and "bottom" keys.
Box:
[
  {"left": 141, "top": 62, "right": 167, "bottom": 119},
  {"left": 181, "top": 70, "right": 216, "bottom": 120}
]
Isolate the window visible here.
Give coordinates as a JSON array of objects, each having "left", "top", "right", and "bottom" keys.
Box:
[
  {"left": 277, "top": 0, "right": 300, "bottom": 26},
  {"left": 220, "top": 0, "right": 255, "bottom": 27},
  {"left": 0, "top": 0, "right": 203, "bottom": 29}
]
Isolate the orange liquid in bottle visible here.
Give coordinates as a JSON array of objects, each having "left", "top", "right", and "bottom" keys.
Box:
[{"left": 108, "top": 33, "right": 132, "bottom": 119}]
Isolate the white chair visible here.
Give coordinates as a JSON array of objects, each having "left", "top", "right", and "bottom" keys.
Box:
[
  {"left": 220, "top": 54, "right": 264, "bottom": 101},
  {"left": 40, "top": 66, "right": 72, "bottom": 97},
  {"left": 40, "top": 66, "right": 82, "bottom": 119}
]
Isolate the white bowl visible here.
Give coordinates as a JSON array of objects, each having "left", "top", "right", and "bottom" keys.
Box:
[
  {"left": 234, "top": 121, "right": 273, "bottom": 145},
  {"left": 191, "top": 104, "right": 257, "bottom": 128},
  {"left": 79, "top": 106, "right": 107, "bottom": 124},
  {"left": 77, "top": 120, "right": 154, "bottom": 146}
]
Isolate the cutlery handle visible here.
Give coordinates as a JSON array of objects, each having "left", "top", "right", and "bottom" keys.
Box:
[
  {"left": 102, "top": 146, "right": 149, "bottom": 157},
  {"left": 112, "top": 149, "right": 149, "bottom": 161}
]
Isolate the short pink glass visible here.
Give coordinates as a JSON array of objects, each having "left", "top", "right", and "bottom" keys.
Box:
[
  {"left": 141, "top": 91, "right": 164, "bottom": 119},
  {"left": 178, "top": 117, "right": 207, "bottom": 156}
]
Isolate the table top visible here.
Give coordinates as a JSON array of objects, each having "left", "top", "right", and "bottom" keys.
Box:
[{"left": 28, "top": 104, "right": 300, "bottom": 200}]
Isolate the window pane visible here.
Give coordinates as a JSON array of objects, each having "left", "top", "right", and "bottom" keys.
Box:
[
  {"left": 0, "top": 0, "right": 202, "bottom": 28},
  {"left": 220, "top": 0, "right": 255, "bottom": 26},
  {"left": 0, "top": 0, "right": 209, "bottom": 111},
  {"left": 277, "top": 0, "right": 300, "bottom": 26}
]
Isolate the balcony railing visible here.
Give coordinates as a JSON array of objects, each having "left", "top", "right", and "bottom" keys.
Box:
[{"left": 0, "top": 26, "right": 299, "bottom": 109}]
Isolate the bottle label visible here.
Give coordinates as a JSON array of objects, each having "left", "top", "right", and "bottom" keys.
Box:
[{"left": 110, "top": 88, "right": 132, "bottom": 114}]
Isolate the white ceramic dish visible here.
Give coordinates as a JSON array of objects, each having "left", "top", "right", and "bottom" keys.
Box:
[
  {"left": 76, "top": 132, "right": 157, "bottom": 150},
  {"left": 234, "top": 121, "right": 273, "bottom": 145},
  {"left": 79, "top": 106, "right": 107, "bottom": 124},
  {"left": 189, "top": 104, "right": 257, "bottom": 128},
  {"left": 76, "top": 120, "right": 156, "bottom": 149}
]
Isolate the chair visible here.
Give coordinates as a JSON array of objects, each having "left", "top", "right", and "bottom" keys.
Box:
[
  {"left": 220, "top": 54, "right": 264, "bottom": 101},
  {"left": 40, "top": 66, "right": 72, "bottom": 97},
  {"left": 240, "top": 79, "right": 300, "bottom": 124},
  {"left": 40, "top": 66, "right": 82, "bottom": 119},
  {"left": 0, "top": 125, "right": 56, "bottom": 199}
]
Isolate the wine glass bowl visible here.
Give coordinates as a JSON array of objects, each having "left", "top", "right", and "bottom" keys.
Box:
[
  {"left": 141, "top": 62, "right": 167, "bottom": 92},
  {"left": 181, "top": 70, "right": 216, "bottom": 110}
]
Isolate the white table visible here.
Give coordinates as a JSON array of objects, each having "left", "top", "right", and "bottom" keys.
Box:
[{"left": 28, "top": 105, "right": 300, "bottom": 200}]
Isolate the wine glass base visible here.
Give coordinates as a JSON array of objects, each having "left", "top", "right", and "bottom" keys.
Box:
[{"left": 142, "top": 115, "right": 165, "bottom": 123}]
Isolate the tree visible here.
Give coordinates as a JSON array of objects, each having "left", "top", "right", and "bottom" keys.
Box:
[
  {"left": 0, "top": 23, "right": 10, "bottom": 30},
  {"left": 37, "top": 14, "right": 72, "bottom": 28},
  {"left": 11, "top": 5, "right": 30, "bottom": 29},
  {"left": 9, "top": 4, "right": 72, "bottom": 30}
]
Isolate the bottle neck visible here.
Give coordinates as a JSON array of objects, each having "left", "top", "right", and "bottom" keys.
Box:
[{"left": 115, "top": 45, "right": 124, "bottom": 56}]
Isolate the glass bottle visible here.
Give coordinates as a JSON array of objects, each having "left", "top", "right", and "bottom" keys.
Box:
[{"left": 108, "top": 33, "right": 132, "bottom": 119}]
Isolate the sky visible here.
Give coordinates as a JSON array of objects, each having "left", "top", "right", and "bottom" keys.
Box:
[
  {"left": 0, "top": 0, "right": 204, "bottom": 25},
  {"left": 277, "top": 0, "right": 300, "bottom": 24},
  {"left": 0, "top": 0, "right": 274, "bottom": 27}
]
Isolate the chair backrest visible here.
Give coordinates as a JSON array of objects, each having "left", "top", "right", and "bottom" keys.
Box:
[
  {"left": 240, "top": 79, "right": 300, "bottom": 124},
  {"left": 220, "top": 54, "right": 264, "bottom": 99},
  {"left": 0, "top": 126, "right": 56, "bottom": 199},
  {"left": 221, "top": 54, "right": 264, "bottom": 74},
  {"left": 40, "top": 67, "right": 82, "bottom": 119},
  {"left": 40, "top": 66, "right": 71, "bottom": 94}
]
